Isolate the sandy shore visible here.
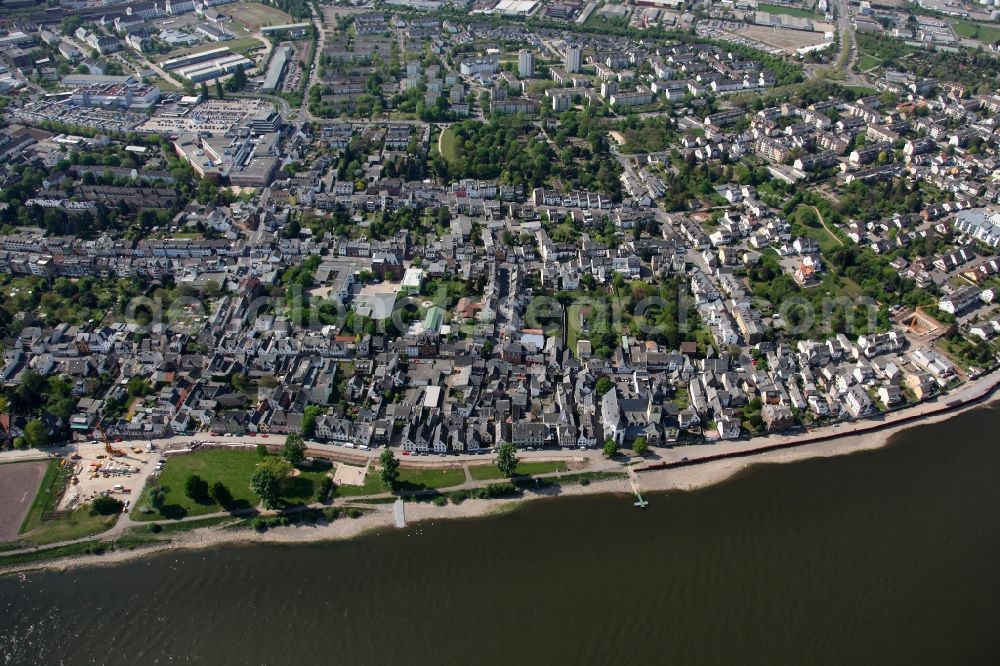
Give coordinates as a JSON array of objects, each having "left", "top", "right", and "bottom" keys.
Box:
[{"left": 3, "top": 393, "right": 998, "bottom": 576}]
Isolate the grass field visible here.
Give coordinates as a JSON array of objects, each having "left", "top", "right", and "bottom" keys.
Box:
[
  {"left": 469, "top": 461, "right": 568, "bottom": 481},
  {"left": 165, "top": 37, "right": 266, "bottom": 60},
  {"left": 438, "top": 127, "right": 459, "bottom": 162},
  {"left": 757, "top": 3, "right": 819, "bottom": 18},
  {"left": 396, "top": 467, "right": 466, "bottom": 491},
  {"left": 21, "top": 508, "right": 118, "bottom": 546},
  {"left": 331, "top": 470, "right": 387, "bottom": 497},
  {"left": 134, "top": 450, "right": 330, "bottom": 521},
  {"left": 858, "top": 53, "right": 881, "bottom": 71},
  {"left": 953, "top": 21, "right": 1000, "bottom": 43},
  {"left": 11, "top": 459, "right": 119, "bottom": 545},
  {"left": 223, "top": 2, "right": 294, "bottom": 30},
  {"left": 842, "top": 84, "right": 877, "bottom": 96},
  {"left": 810, "top": 225, "right": 843, "bottom": 255},
  {"left": 149, "top": 76, "right": 182, "bottom": 92},
  {"left": 17, "top": 460, "right": 70, "bottom": 536}
]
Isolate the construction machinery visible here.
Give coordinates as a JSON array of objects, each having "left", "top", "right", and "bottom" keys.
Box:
[{"left": 95, "top": 425, "right": 126, "bottom": 457}]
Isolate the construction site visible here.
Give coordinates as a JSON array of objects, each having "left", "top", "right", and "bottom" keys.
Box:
[
  {"left": 897, "top": 306, "right": 946, "bottom": 340},
  {"left": 56, "top": 433, "right": 162, "bottom": 512}
]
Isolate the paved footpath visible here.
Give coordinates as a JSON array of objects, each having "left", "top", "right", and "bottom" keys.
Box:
[{"left": 6, "top": 368, "right": 998, "bottom": 560}]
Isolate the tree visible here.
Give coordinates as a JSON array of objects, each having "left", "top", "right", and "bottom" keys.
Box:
[
  {"left": 60, "top": 16, "right": 83, "bottom": 35},
  {"left": 184, "top": 474, "right": 210, "bottom": 503},
  {"left": 250, "top": 467, "right": 281, "bottom": 508},
  {"left": 91, "top": 495, "right": 124, "bottom": 515},
  {"left": 227, "top": 64, "right": 247, "bottom": 92},
  {"left": 495, "top": 442, "right": 519, "bottom": 478},
  {"left": 200, "top": 81, "right": 209, "bottom": 99},
  {"left": 595, "top": 376, "right": 613, "bottom": 396},
  {"left": 16, "top": 370, "right": 45, "bottom": 407},
  {"left": 603, "top": 438, "right": 619, "bottom": 457},
  {"left": 210, "top": 481, "right": 234, "bottom": 508},
  {"left": 215, "top": 79, "right": 225, "bottom": 99},
  {"left": 301, "top": 405, "right": 320, "bottom": 438},
  {"left": 127, "top": 376, "right": 151, "bottom": 397},
  {"left": 379, "top": 449, "right": 400, "bottom": 489},
  {"left": 258, "top": 456, "right": 292, "bottom": 478},
  {"left": 149, "top": 487, "right": 166, "bottom": 510},
  {"left": 24, "top": 420, "right": 49, "bottom": 448},
  {"left": 317, "top": 476, "right": 334, "bottom": 502},
  {"left": 256, "top": 443, "right": 268, "bottom": 457},
  {"left": 632, "top": 437, "right": 648, "bottom": 456},
  {"left": 283, "top": 434, "right": 306, "bottom": 466}
]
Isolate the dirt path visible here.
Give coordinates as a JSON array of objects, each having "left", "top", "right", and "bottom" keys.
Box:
[{"left": 811, "top": 205, "right": 844, "bottom": 248}]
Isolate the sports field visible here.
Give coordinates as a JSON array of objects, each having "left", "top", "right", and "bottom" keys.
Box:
[
  {"left": 222, "top": 2, "right": 294, "bottom": 31},
  {"left": 0, "top": 461, "right": 48, "bottom": 542}
]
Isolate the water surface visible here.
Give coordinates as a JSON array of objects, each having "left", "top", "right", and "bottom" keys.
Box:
[{"left": 3, "top": 405, "right": 1000, "bottom": 665}]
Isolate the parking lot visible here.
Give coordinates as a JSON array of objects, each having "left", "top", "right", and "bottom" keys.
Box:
[{"left": 58, "top": 441, "right": 162, "bottom": 513}]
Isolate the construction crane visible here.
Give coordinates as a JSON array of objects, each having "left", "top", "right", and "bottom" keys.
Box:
[{"left": 95, "top": 424, "right": 126, "bottom": 457}]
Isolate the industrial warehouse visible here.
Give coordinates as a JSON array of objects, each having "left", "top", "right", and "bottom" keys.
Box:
[{"left": 160, "top": 46, "right": 253, "bottom": 82}]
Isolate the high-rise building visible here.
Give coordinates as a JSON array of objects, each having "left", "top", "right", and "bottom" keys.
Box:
[
  {"left": 565, "top": 45, "right": 581, "bottom": 73},
  {"left": 518, "top": 49, "right": 535, "bottom": 78}
]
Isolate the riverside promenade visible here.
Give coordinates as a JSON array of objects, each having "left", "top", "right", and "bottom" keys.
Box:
[{"left": 637, "top": 367, "right": 1000, "bottom": 475}]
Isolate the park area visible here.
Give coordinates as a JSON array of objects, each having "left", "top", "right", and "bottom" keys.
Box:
[
  {"left": 469, "top": 460, "right": 567, "bottom": 481},
  {"left": 222, "top": 2, "right": 294, "bottom": 31},
  {"left": 858, "top": 53, "right": 881, "bottom": 71},
  {"left": 438, "top": 127, "right": 459, "bottom": 163},
  {"left": 134, "top": 448, "right": 332, "bottom": 520}
]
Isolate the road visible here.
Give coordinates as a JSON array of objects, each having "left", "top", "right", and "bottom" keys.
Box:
[
  {"left": 834, "top": 0, "right": 858, "bottom": 73},
  {"left": 136, "top": 53, "right": 184, "bottom": 89},
  {"left": 800, "top": 0, "right": 866, "bottom": 87},
  {"left": 298, "top": 2, "right": 326, "bottom": 122},
  {"left": 0, "top": 452, "right": 629, "bottom": 557}
]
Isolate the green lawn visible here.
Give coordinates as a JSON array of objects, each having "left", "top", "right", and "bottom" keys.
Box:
[
  {"left": 15, "top": 459, "right": 119, "bottom": 545},
  {"left": 152, "top": 516, "right": 236, "bottom": 534},
  {"left": 672, "top": 387, "right": 690, "bottom": 409},
  {"left": 150, "top": 76, "right": 182, "bottom": 92},
  {"left": 842, "top": 84, "right": 877, "bottom": 96},
  {"left": 469, "top": 461, "right": 568, "bottom": 481},
  {"left": 439, "top": 127, "right": 459, "bottom": 162},
  {"left": 395, "top": 467, "right": 466, "bottom": 491},
  {"left": 757, "top": 3, "right": 819, "bottom": 18},
  {"left": 332, "top": 471, "right": 388, "bottom": 498},
  {"left": 811, "top": 226, "right": 843, "bottom": 255},
  {"left": 838, "top": 276, "right": 865, "bottom": 298},
  {"left": 858, "top": 53, "right": 881, "bottom": 71},
  {"left": 164, "top": 37, "right": 265, "bottom": 61},
  {"left": 283, "top": 466, "right": 331, "bottom": 505},
  {"left": 134, "top": 450, "right": 332, "bottom": 521},
  {"left": 953, "top": 21, "right": 1000, "bottom": 43},
  {"left": 21, "top": 508, "right": 118, "bottom": 546},
  {"left": 18, "top": 459, "right": 68, "bottom": 535},
  {"left": 222, "top": 1, "right": 294, "bottom": 29}
]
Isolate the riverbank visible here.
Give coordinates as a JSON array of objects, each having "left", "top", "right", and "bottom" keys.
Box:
[{"left": 3, "top": 382, "right": 999, "bottom": 576}]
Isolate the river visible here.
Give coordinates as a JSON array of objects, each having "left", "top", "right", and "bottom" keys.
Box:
[{"left": 2, "top": 404, "right": 1000, "bottom": 665}]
